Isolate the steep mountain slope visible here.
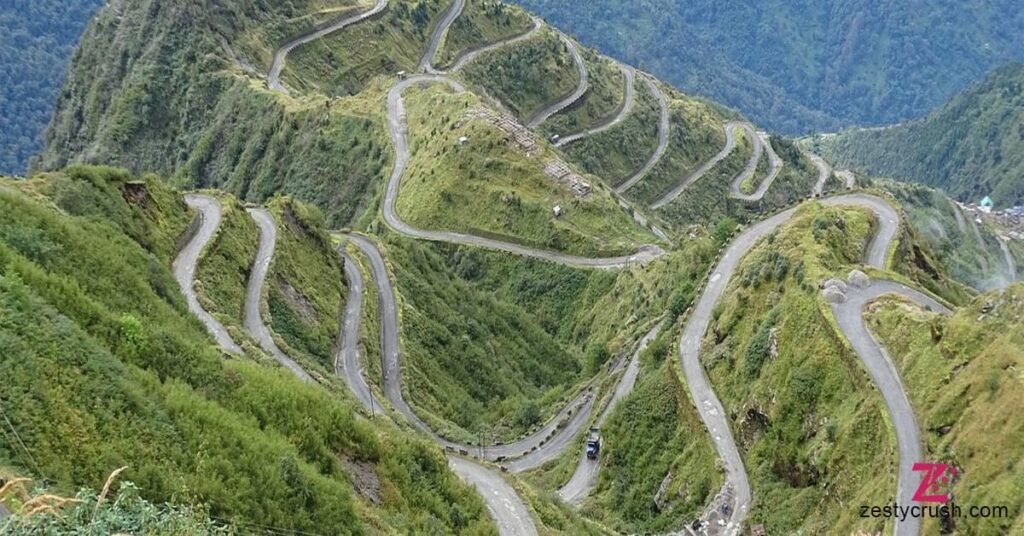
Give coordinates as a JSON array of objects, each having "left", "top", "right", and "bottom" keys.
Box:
[
  {"left": 0, "top": 0, "right": 103, "bottom": 174},
  {"left": 22, "top": 0, "right": 1024, "bottom": 534},
  {"left": 513, "top": 0, "right": 1024, "bottom": 134},
  {"left": 815, "top": 63, "right": 1024, "bottom": 208},
  {"left": 0, "top": 167, "right": 494, "bottom": 534}
]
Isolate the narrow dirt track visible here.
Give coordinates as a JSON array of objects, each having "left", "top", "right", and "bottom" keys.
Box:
[{"left": 174, "top": 195, "right": 244, "bottom": 354}]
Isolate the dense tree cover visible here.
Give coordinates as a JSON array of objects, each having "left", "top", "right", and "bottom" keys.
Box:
[
  {"left": 0, "top": 0, "right": 103, "bottom": 174},
  {"left": 35, "top": 0, "right": 388, "bottom": 227},
  {"left": 0, "top": 167, "right": 494, "bottom": 534},
  {"left": 513, "top": 0, "right": 1024, "bottom": 134},
  {"left": 816, "top": 63, "right": 1024, "bottom": 208}
]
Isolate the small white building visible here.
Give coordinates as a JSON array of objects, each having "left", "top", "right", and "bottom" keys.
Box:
[
  {"left": 458, "top": 136, "right": 469, "bottom": 146},
  {"left": 553, "top": 205, "right": 563, "bottom": 218}
]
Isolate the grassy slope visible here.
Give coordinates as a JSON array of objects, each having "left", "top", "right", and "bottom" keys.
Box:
[
  {"left": 705, "top": 204, "right": 903, "bottom": 533},
  {"left": 284, "top": 0, "right": 447, "bottom": 96},
  {"left": 380, "top": 232, "right": 584, "bottom": 441},
  {"left": 587, "top": 334, "right": 722, "bottom": 533},
  {"left": 38, "top": 0, "right": 391, "bottom": 227},
  {"left": 625, "top": 93, "right": 731, "bottom": 205},
  {"left": 815, "top": 63, "right": 1024, "bottom": 208},
  {"left": 0, "top": 167, "right": 494, "bottom": 535},
  {"left": 395, "top": 84, "right": 654, "bottom": 257},
  {"left": 265, "top": 197, "right": 347, "bottom": 372},
  {"left": 540, "top": 51, "right": 625, "bottom": 139},
  {"left": 461, "top": 26, "right": 580, "bottom": 121},
  {"left": 654, "top": 125, "right": 752, "bottom": 228},
  {"left": 436, "top": 0, "right": 535, "bottom": 69},
  {"left": 561, "top": 76, "right": 660, "bottom": 188},
  {"left": 868, "top": 285, "right": 1024, "bottom": 535}
]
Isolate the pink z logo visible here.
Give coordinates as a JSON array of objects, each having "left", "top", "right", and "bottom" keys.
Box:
[{"left": 912, "top": 462, "right": 957, "bottom": 503}]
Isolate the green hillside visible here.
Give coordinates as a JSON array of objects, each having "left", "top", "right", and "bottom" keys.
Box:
[
  {"left": 0, "top": 167, "right": 494, "bottom": 534},
  {"left": 814, "top": 63, "right": 1024, "bottom": 208},
  {"left": 512, "top": 0, "right": 1024, "bottom": 134}
]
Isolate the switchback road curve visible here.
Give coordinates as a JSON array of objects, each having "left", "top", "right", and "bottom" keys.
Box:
[
  {"left": 555, "top": 63, "right": 636, "bottom": 148},
  {"left": 267, "top": 0, "right": 389, "bottom": 93},
  {"left": 384, "top": 75, "right": 664, "bottom": 269},
  {"left": 615, "top": 76, "right": 670, "bottom": 194},
  {"left": 245, "top": 208, "right": 316, "bottom": 383},
  {"left": 828, "top": 278, "right": 950, "bottom": 536},
  {"left": 419, "top": 0, "right": 466, "bottom": 73},
  {"left": 525, "top": 33, "right": 589, "bottom": 128},
  {"left": 677, "top": 193, "right": 906, "bottom": 534},
  {"left": 174, "top": 195, "right": 243, "bottom": 355}
]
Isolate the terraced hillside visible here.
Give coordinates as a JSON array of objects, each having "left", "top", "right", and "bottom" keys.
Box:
[{"left": 17, "top": 0, "right": 1024, "bottom": 535}]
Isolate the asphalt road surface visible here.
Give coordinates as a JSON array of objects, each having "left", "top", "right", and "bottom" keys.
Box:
[
  {"left": 447, "top": 17, "right": 542, "bottom": 72},
  {"left": 678, "top": 193, "right": 902, "bottom": 534},
  {"left": 555, "top": 63, "right": 636, "bottom": 147},
  {"left": 384, "top": 74, "right": 664, "bottom": 269},
  {"left": 650, "top": 121, "right": 744, "bottom": 210},
  {"left": 729, "top": 127, "right": 783, "bottom": 202},
  {"left": 615, "top": 76, "right": 670, "bottom": 194},
  {"left": 419, "top": 0, "right": 465, "bottom": 73},
  {"left": 346, "top": 234, "right": 538, "bottom": 535},
  {"left": 335, "top": 248, "right": 382, "bottom": 410},
  {"left": 174, "top": 195, "right": 243, "bottom": 354},
  {"left": 526, "top": 33, "right": 589, "bottom": 128},
  {"left": 267, "top": 0, "right": 389, "bottom": 93},
  {"left": 244, "top": 208, "right": 315, "bottom": 383},
  {"left": 808, "top": 153, "right": 831, "bottom": 197},
  {"left": 830, "top": 278, "right": 950, "bottom": 536},
  {"left": 558, "top": 323, "right": 662, "bottom": 504}
]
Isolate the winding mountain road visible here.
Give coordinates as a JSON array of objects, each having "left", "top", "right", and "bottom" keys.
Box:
[
  {"left": 730, "top": 128, "right": 783, "bottom": 202},
  {"left": 525, "top": 33, "right": 589, "bottom": 128},
  {"left": 174, "top": 195, "right": 244, "bottom": 355},
  {"left": 677, "top": 194, "right": 903, "bottom": 534},
  {"left": 558, "top": 323, "right": 662, "bottom": 504},
  {"left": 447, "top": 17, "right": 543, "bottom": 72},
  {"left": 829, "top": 278, "right": 950, "bottom": 536},
  {"left": 384, "top": 75, "right": 664, "bottom": 269},
  {"left": 615, "top": 76, "right": 670, "bottom": 194},
  {"left": 244, "top": 209, "right": 316, "bottom": 383},
  {"left": 419, "top": 0, "right": 466, "bottom": 73},
  {"left": 267, "top": 0, "right": 389, "bottom": 93},
  {"left": 650, "top": 121, "right": 745, "bottom": 210},
  {"left": 808, "top": 153, "right": 831, "bottom": 197},
  {"left": 554, "top": 63, "right": 636, "bottom": 147},
  {"left": 336, "top": 249, "right": 381, "bottom": 410}
]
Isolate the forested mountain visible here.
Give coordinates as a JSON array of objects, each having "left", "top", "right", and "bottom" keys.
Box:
[
  {"left": 5, "top": 0, "right": 1024, "bottom": 533},
  {"left": 513, "top": 0, "right": 1024, "bottom": 134},
  {"left": 0, "top": 0, "right": 103, "bottom": 174},
  {"left": 815, "top": 63, "right": 1024, "bottom": 207}
]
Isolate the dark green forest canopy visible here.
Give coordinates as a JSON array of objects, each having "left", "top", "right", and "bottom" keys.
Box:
[
  {"left": 513, "top": 0, "right": 1024, "bottom": 134},
  {"left": 0, "top": 0, "right": 103, "bottom": 174}
]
